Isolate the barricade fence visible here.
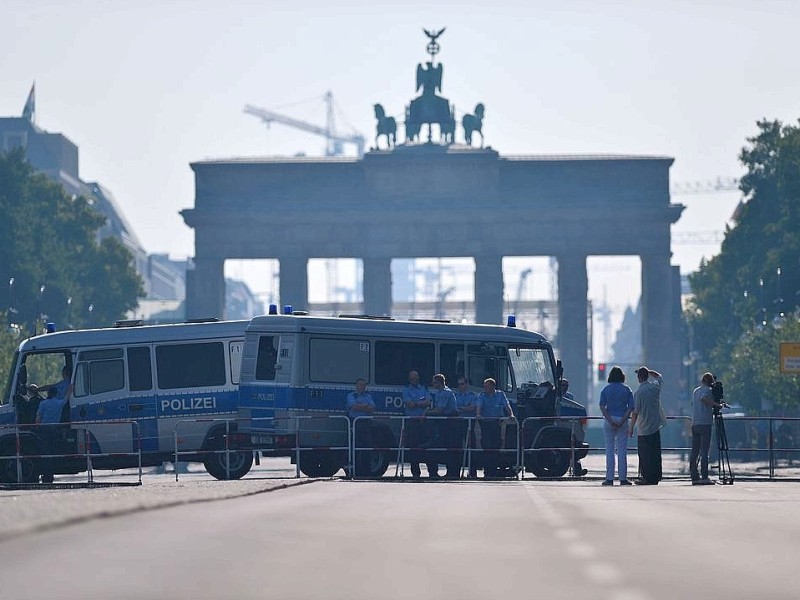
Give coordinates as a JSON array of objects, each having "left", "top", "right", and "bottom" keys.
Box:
[
  {"left": 581, "top": 415, "right": 800, "bottom": 481},
  {"left": 172, "top": 415, "right": 351, "bottom": 481},
  {"left": 168, "top": 413, "right": 800, "bottom": 482},
  {"left": 0, "top": 420, "right": 143, "bottom": 486},
  {"left": 351, "top": 415, "right": 521, "bottom": 480}
]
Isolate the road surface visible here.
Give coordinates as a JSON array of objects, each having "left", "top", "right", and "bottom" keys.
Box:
[{"left": 1, "top": 479, "right": 798, "bottom": 599}]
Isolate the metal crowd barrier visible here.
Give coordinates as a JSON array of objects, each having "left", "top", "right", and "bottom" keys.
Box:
[
  {"left": 0, "top": 420, "right": 143, "bottom": 487},
  {"left": 351, "top": 415, "right": 521, "bottom": 480},
  {"left": 577, "top": 414, "right": 800, "bottom": 481},
  {"left": 162, "top": 412, "right": 800, "bottom": 482},
  {"left": 172, "top": 415, "right": 351, "bottom": 481}
]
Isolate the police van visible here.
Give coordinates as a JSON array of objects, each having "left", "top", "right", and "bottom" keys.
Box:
[
  {"left": 239, "top": 313, "right": 588, "bottom": 478},
  {"left": 0, "top": 319, "right": 252, "bottom": 483}
]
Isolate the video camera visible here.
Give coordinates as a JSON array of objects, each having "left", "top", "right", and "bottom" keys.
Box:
[{"left": 711, "top": 379, "right": 729, "bottom": 415}]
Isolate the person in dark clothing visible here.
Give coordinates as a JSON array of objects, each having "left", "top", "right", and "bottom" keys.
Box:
[
  {"left": 16, "top": 384, "right": 43, "bottom": 426},
  {"left": 36, "top": 387, "right": 67, "bottom": 483}
]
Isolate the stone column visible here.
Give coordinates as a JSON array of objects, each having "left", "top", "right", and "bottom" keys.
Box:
[
  {"left": 640, "top": 254, "right": 682, "bottom": 411},
  {"left": 363, "top": 258, "right": 392, "bottom": 316},
  {"left": 557, "top": 254, "right": 589, "bottom": 408},
  {"left": 185, "top": 257, "right": 225, "bottom": 320},
  {"left": 278, "top": 256, "right": 308, "bottom": 312},
  {"left": 474, "top": 255, "right": 504, "bottom": 325}
]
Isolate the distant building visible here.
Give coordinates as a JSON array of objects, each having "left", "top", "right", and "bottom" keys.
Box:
[{"left": 1, "top": 91, "right": 262, "bottom": 322}]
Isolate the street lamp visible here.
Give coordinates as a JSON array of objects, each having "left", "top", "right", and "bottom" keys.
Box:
[
  {"left": 37, "top": 284, "right": 46, "bottom": 335},
  {"left": 757, "top": 278, "right": 767, "bottom": 330},
  {"left": 773, "top": 267, "right": 786, "bottom": 329},
  {"left": 7, "top": 277, "right": 17, "bottom": 320}
]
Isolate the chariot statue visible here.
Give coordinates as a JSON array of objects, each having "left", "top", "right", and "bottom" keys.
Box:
[{"left": 404, "top": 28, "right": 456, "bottom": 144}]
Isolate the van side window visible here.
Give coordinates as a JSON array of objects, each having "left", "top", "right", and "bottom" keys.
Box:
[
  {"left": 229, "top": 341, "right": 243, "bottom": 385},
  {"left": 439, "top": 343, "right": 465, "bottom": 387},
  {"left": 74, "top": 348, "right": 126, "bottom": 397},
  {"left": 127, "top": 347, "right": 152, "bottom": 391},
  {"left": 375, "top": 341, "right": 435, "bottom": 385},
  {"left": 309, "top": 338, "right": 369, "bottom": 383},
  {"left": 255, "top": 336, "right": 277, "bottom": 381},
  {"left": 156, "top": 342, "right": 226, "bottom": 389},
  {"left": 467, "top": 344, "right": 512, "bottom": 392}
]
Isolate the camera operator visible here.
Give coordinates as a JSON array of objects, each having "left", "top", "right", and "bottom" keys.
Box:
[{"left": 690, "top": 372, "right": 726, "bottom": 485}]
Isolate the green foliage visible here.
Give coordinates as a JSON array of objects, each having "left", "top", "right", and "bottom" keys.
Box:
[
  {"left": 687, "top": 119, "right": 800, "bottom": 411},
  {"left": 0, "top": 149, "right": 144, "bottom": 334},
  {"left": 727, "top": 319, "right": 800, "bottom": 413}
]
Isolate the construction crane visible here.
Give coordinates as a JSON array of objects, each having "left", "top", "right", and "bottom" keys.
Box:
[
  {"left": 244, "top": 91, "right": 365, "bottom": 157},
  {"left": 670, "top": 177, "right": 739, "bottom": 195},
  {"left": 513, "top": 268, "right": 532, "bottom": 315}
]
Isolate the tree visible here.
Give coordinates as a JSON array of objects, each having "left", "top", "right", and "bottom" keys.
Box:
[
  {"left": 727, "top": 319, "right": 800, "bottom": 414},
  {"left": 687, "top": 119, "right": 800, "bottom": 411},
  {"left": 0, "top": 149, "right": 143, "bottom": 335}
]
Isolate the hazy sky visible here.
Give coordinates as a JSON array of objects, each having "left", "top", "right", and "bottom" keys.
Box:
[{"left": 2, "top": 0, "right": 798, "bottom": 354}]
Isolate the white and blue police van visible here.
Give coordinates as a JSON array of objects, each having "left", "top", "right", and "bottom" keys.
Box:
[
  {"left": 239, "top": 313, "right": 588, "bottom": 478},
  {"left": 0, "top": 319, "right": 253, "bottom": 483}
]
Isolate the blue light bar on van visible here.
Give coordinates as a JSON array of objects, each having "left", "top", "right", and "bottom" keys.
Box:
[
  {"left": 506, "top": 315, "right": 516, "bottom": 328},
  {"left": 268, "top": 304, "right": 278, "bottom": 315},
  {"left": 45, "top": 322, "right": 56, "bottom": 333},
  {"left": 283, "top": 305, "right": 293, "bottom": 315}
]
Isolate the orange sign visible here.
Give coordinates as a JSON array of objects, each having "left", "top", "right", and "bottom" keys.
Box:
[{"left": 779, "top": 342, "right": 800, "bottom": 374}]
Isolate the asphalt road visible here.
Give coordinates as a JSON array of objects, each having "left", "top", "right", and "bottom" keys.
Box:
[{"left": 2, "top": 479, "right": 799, "bottom": 600}]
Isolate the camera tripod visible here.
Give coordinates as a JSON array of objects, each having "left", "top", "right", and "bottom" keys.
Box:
[{"left": 714, "top": 410, "right": 735, "bottom": 485}]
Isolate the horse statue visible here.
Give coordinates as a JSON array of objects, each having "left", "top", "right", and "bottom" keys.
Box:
[
  {"left": 462, "top": 103, "right": 485, "bottom": 147},
  {"left": 405, "top": 106, "right": 421, "bottom": 142},
  {"left": 440, "top": 104, "right": 456, "bottom": 144},
  {"left": 374, "top": 103, "right": 397, "bottom": 149}
]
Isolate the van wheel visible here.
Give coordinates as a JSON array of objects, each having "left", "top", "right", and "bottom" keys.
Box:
[
  {"left": 527, "top": 426, "right": 572, "bottom": 479},
  {"left": 354, "top": 425, "right": 392, "bottom": 478},
  {"left": 299, "top": 451, "right": 342, "bottom": 478},
  {"left": 203, "top": 449, "right": 253, "bottom": 480},
  {"left": 529, "top": 449, "right": 570, "bottom": 478},
  {"left": 0, "top": 454, "right": 40, "bottom": 484}
]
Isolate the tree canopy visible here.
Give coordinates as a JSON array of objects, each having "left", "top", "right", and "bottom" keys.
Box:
[
  {"left": 0, "top": 149, "right": 143, "bottom": 335},
  {"left": 687, "top": 119, "right": 800, "bottom": 412}
]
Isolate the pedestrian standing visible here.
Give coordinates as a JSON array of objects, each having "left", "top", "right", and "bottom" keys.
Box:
[
  {"left": 599, "top": 366, "right": 635, "bottom": 486},
  {"left": 690, "top": 372, "right": 724, "bottom": 485},
  {"left": 629, "top": 367, "right": 666, "bottom": 485}
]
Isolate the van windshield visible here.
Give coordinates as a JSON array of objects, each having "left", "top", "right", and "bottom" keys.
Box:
[{"left": 509, "top": 346, "right": 554, "bottom": 387}]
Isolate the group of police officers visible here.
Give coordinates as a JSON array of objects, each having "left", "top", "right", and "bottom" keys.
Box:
[{"left": 346, "top": 370, "right": 514, "bottom": 479}]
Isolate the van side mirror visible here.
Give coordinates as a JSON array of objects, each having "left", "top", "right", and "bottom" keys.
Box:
[{"left": 555, "top": 359, "right": 563, "bottom": 380}]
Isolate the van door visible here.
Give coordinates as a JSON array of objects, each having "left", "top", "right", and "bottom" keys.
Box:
[
  {"left": 275, "top": 336, "right": 293, "bottom": 385},
  {"left": 72, "top": 348, "right": 134, "bottom": 455}
]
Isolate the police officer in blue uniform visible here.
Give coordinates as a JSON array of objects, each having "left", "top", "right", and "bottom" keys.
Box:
[
  {"left": 476, "top": 377, "right": 514, "bottom": 478},
  {"left": 402, "top": 370, "right": 434, "bottom": 479},
  {"left": 455, "top": 377, "right": 479, "bottom": 478},
  {"left": 347, "top": 378, "right": 375, "bottom": 476},
  {"left": 427, "top": 374, "right": 460, "bottom": 478}
]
